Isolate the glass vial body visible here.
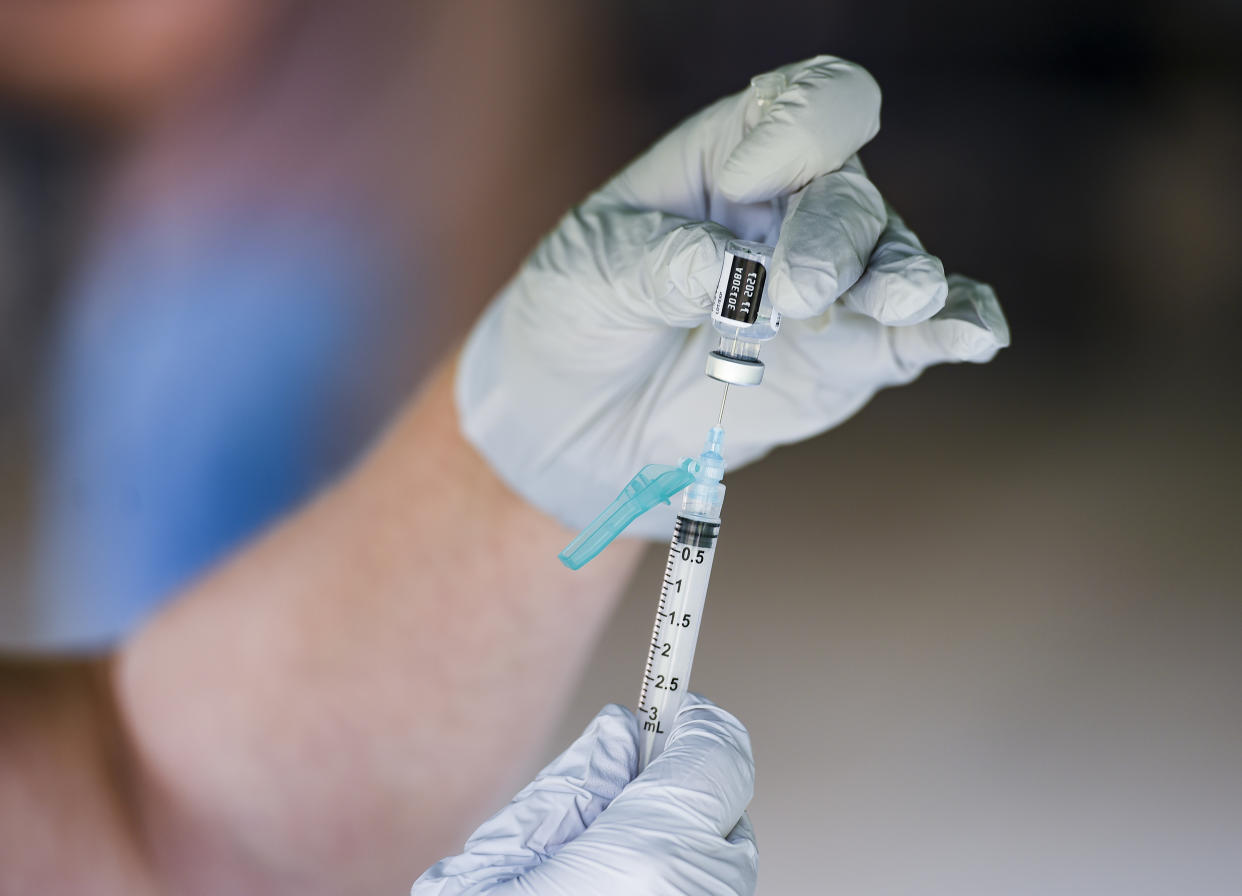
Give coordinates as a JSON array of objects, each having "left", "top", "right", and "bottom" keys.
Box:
[
  {"left": 707, "top": 240, "right": 779, "bottom": 384},
  {"left": 711, "top": 239, "right": 780, "bottom": 346}
]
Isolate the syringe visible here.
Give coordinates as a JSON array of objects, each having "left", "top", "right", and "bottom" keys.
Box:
[
  {"left": 636, "top": 425, "right": 725, "bottom": 769},
  {"left": 556, "top": 425, "right": 727, "bottom": 768}
]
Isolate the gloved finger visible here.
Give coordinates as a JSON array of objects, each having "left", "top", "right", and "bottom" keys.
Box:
[
  {"left": 839, "top": 203, "right": 949, "bottom": 326},
  {"left": 727, "top": 812, "right": 757, "bottom": 850},
  {"left": 523, "top": 787, "right": 759, "bottom": 896},
  {"left": 766, "top": 158, "right": 887, "bottom": 319},
  {"left": 718, "top": 55, "right": 882, "bottom": 204},
  {"left": 698, "top": 812, "right": 760, "bottom": 896},
  {"left": 725, "top": 810, "right": 760, "bottom": 889},
  {"left": 604, "top": 694, "right": 754, "bottom": 837},
  {"left": 539, "top": 202, "right": 734, "bottom": 332},
  {"left": 410, "top": 704, "right": 638, "bottom": 894},
  {"left": 888, "top": 274, "right": 1010, "bottom": 376}
]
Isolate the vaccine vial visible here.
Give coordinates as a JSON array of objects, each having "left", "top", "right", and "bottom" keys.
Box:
[{"left": 705, "top": 239, "right": 780, "bottom": 385}]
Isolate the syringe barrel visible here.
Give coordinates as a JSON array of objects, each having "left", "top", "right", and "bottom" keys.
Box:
[
  {"left": 636, "top": 513, "right": 721, "bottom": 770},
  {"left": 635, "top": 425, "right": 727, "bottom": 769},
  {"left": 681, "top": 482, "right": 725, "bottom": 521}
]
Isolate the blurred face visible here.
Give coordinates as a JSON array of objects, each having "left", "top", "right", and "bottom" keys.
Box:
[{"left": 0, "top": 0, "right": 275, "bottom": 119}]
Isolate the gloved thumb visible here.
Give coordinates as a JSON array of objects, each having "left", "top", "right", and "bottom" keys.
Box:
[
  {"left": 411, "top": 704, "right": 638, "bottom": 895},
  {"left": 528, "top": 200, "right": 734, "bottom": 333},
  {"left": 888, "top": 274, "right": 1010, "bottom": 376},
  {"left": 602, "top": 694, "right": 754, "bottom": 837},
  {"left": 719, "top": 55, "right": 882, "bottom": 205}
]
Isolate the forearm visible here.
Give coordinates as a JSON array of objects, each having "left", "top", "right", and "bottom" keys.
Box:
[{"left": 114, "top": 357, "right": 643, "bottom": 894}]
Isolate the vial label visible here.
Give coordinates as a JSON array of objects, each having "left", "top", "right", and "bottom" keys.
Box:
[{"left": 712, "top": 251, "right": 768, "bottom": 326}]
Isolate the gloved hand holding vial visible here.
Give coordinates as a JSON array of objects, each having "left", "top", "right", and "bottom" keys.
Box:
[{"left": 457, "top": 55, "right": 1007, "bottom": 541}]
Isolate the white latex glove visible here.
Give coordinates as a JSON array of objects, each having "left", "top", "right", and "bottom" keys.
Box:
[
  {"left": 412, "top": 696, "right": 756, "bottom": 896},
  {"left": 457, "top": 55, "right": 1009, "bottom": 536}
]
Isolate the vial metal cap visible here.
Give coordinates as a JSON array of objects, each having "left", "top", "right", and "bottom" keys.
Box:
[{"left": 705, "top": 351, "right": 765, "bottom": 386}]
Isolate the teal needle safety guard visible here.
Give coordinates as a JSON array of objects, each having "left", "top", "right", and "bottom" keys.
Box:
[{"left": 558, "top": 459, "right": 699, "bottom": 570}]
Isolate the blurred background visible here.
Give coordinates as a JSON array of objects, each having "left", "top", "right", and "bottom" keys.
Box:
[{"left": 1, "top": 0, "right": 1239, "bottom": 892}]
